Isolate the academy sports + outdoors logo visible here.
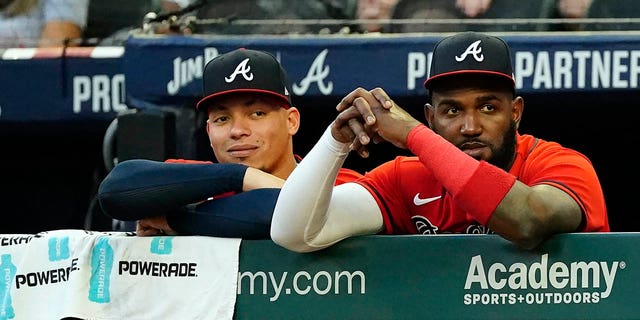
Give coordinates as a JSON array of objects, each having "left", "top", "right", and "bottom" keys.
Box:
[{"left": 463, "top": 253, "right": 623, "bottom": 306}]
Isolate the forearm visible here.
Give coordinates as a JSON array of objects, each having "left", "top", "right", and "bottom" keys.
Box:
[
  {"left": 243, "top": 167, "right": 285, "bottom": 191},
  {"left": 407, "top": 125, "right": 581, "bottom": 249},
  {"left": 97, "top": 159, "right": 247, "bottom": 220},
  {"left": 271, "top": 127, "right": 350, "bottom": 251},
  {"left": 167, "top": 188, "right": 281, "bottom": 239},
  {"left": 490, "top": 181, "right": 583, "bottom": 249},
  {"left": 407, "top": 125, "right": 515, "bottom": 225},
  {"left": 271, "top": 127, "right": 382, "bottom": 252}
]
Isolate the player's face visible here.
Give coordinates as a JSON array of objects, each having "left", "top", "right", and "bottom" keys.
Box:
[
  {"left": 427, "top": 85, "right": 523, "bottom": 171},
  {"left": 206, "top": 93, "right": 300, "bottom": 178}
]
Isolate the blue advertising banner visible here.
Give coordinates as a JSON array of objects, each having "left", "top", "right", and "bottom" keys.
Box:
[
  {"left": 0, "top": 47, "right": 125, "bottom": 123},
  {"left": 124, "top": 33, "right": 640, "bottom": 108},
  {"left": 3, "top": 33, "right": 639, "bottom": 123}
]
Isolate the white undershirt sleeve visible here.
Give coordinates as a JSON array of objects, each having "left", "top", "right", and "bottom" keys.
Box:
[{"left": 271, "top": 125, "right": 383, "bottom": 252}]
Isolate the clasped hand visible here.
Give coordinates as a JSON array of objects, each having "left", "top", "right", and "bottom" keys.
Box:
[{"left": 332, "top": 87, "right": 421, "bottom": 157}]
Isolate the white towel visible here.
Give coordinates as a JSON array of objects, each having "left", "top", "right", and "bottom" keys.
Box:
[{"left": 0, "top": 229, "right": 241, "bottom": 320}]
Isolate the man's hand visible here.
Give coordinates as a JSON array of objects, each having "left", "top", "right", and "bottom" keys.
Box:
[
  {"left": 333, "top": 87, "right": 421, "bottom": 154},
  {"left": 136, "top": 216, "right": 178, "bottom": 236},
  {"left": 366, "top": 89, "right": 422, "bottom": 149},
  {"left": 333, "top": 87, "right": 391, "bottom": 157}
]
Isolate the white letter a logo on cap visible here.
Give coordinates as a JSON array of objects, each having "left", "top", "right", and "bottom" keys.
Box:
[
  {"left": 225, "top": 58, "right": 254, "bottom": 83},
  {"left": 455, "top": 40, "right": 484, "bottom": 62}
]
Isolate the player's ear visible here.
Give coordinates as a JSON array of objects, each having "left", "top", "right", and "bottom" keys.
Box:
[
  {"left": 287, "top": 107, "right": 301, "bottom": 135},
  {"left": 424, "top": 103, "right": 435, "bottom": 127},
  {"left": 512, "top": 97, "right": 524, "bottom": 129}
]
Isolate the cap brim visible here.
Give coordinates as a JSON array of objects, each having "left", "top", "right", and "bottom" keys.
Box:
[
  {"left": 424, "top": 70, "right": 515, "bottom": 90},
  {"left": 196, "top": 89, "right": 292, "bottom": 111}
]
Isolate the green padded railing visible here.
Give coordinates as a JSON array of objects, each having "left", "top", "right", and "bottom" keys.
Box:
[{"left": 237, "top": 232, "right": 639, "bottom": 319}]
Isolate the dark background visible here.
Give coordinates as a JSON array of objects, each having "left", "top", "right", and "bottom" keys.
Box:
[{"left": 1, "top": 87, "right": 635, "bottom": 234}]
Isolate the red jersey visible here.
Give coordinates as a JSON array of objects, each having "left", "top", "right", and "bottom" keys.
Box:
[{"left": 355, "top": 133, "right": 609, "bottom": 235}]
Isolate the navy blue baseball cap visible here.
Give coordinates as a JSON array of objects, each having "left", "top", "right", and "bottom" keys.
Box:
[
  {"left": 424, "top": 31, "right": 515, "bottom": 91},
  {"left": 196, "top": 48, "right": 293, "bottom": 111}
]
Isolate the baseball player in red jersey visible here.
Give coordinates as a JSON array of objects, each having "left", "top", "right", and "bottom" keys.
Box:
[
  {"left": 98, "top": 48, "right": 361, "bottom": 238},
  {"left": 271, "top": 31, "right": 609, "bottom": 252}
]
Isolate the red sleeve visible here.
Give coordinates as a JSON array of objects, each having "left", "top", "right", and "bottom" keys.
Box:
[
  {"left": 519, "top": 142, "right": 609, "bottom": 232},
  {"left": 165, "top": 158, "right": 214, "bottom": 164},
  {"left": 335, "top": 168, "right": 363, "bottom": 185}
]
